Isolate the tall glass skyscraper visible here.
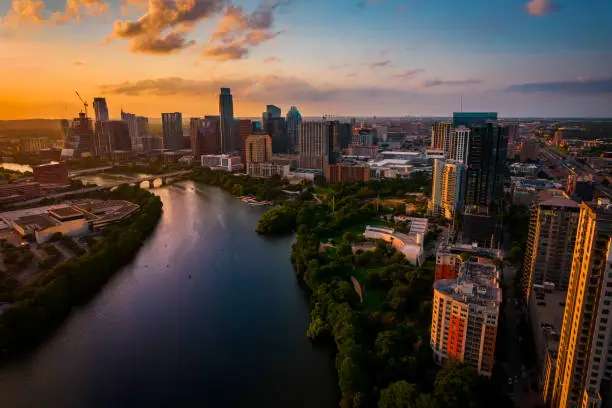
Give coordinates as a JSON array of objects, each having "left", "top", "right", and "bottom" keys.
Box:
[
  {"left": 161, "top": 112, "right": 183, "bottom": 151},
  {"left": 93, "top": 98, "right": 109, "bottom": 122},
  {"left": 286, "top": 106, "right": 302, "bottom": 153},
  {"left": 219, "top": 88, "right": 234, "bottom": 153}
]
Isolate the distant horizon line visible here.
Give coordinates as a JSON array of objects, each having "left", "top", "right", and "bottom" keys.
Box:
[{"left": 2, "top": 116, "right": 612, "bottom": 122}]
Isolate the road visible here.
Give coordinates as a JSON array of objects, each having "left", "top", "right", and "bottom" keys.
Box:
[{"left": 502, "top": 264, "right": 540, "bottom": 407}]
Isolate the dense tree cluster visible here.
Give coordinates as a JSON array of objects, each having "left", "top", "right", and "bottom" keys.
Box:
[
  {"left": 0, "top": 184, "right": 163, "bottom": 356},
  {"left": 257, "top": 175, "right": 512, "bottom": 408}
]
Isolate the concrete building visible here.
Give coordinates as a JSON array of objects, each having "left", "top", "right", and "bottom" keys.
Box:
[
  {"left": 201, "top": 154, "right": 242, "bottom": 172},
  {"left": 325, "top": 163, "right": 370, "bottom": 184},
  {"left": 66, "top": 112, "right": 94, "bottom": 157},
  {"left": 190, "top": 117, "right": 220, "bottom": 156},
  {"left": 431, "top": 121, "right": 451, "bottom": 152},
  {"left": 299, "top": 121, "right": 330, "bottom": 170},
  {"left": 429, "top": 159, "right": 466, "bottom": 219},
  {"left": 434, "top": 241, "right": 502, "bottom": 282},
  {"left": 449, "top": 126, "right": 471, "bottom": 163},
  {"left": 431, "top": 259, "right": 501, "bottom": 377},
  {"left": 364, "top": 219, "right": 427, "bottom": 265},
  {"left": 246, "top": 134, "right": 272, "bottom": 164},
  {"left": 522, "top": 197, "right": 580, "bottom": 301},
  {"left": 121, "top": 110, "right": 138, "bottom": 150},
  {"left": 219, "top": 88, "right": 234, "bottom": 153},
  {"left": 93, "top": 98, "right": 109, "bottom": 122},
  {"left": 161, "top": 112, "right": 183, "bottom": 151},
  {"left": 238, "top": 119, "right": 252, "bottom": 164},
  {"left": 550, "top": 200, "right": 612, "bottom": 408},
  {"left": 32, "top": 161, "right": 69, "bottom": 186},
  {"left": 247, "top": 161, "right": 291, "bottom": 178}
]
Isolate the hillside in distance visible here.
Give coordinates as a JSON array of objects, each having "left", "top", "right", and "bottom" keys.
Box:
[{"left": 0, "top": 120, "right": 63, "bottom": 140}]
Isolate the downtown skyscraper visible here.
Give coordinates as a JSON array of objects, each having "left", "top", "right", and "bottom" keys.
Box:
[
  {"left": 551, "top": 200, "right": 612, "bottom": 408},
  {"left": 286, "top": 106, "right": 302, "bottom": 152},
  {"left": 219, "top": 88, "right": 234, "bottom": 153},
  {"left": 161, "top": 112, "right": 183, "bottom": 151},
  {"left": 93, "top": 97, "right": 109, "bottom": 122}
]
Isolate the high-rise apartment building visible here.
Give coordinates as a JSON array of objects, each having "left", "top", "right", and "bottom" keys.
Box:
[
  {"left": 245, "top": 134, "right": 272, "bottom": 164},
  {"left": 238, "top": 119, "right": 252, "bottom": 165},
  {"left": 551, "top": 200, "right": 612, "bottom": 408},
  {"left": 136, "top": 116, "right": 149, "bottom": 137},
  {"left": 66, "top": 112, "right": 93, "bottom": 157},
  {"left": 161, "top": 112, "right": 183, "bottom": 151},
  {"left": 522, "top": 196, "right": 580, "bottom": 301},
  {"left": 429, "top": 159, "right": 445, "bottom": 216},
  {"left": 286, "top": 106, "right": 302, "bottom": 152},
  {"left": 219, "top": 88, "right": 234, "bottom": 153},
  {"left": 431, "top": 121, "right": 451, "bottom": 152},
  {"left": 449, "top": 126, "right": 471, "bottom": 163},
  {"left": 441, "top": 161, "right": 467, "bottom": 220},
  {"left": 429, "top": 159, "right": 467, "bottom": 220},
  {"left": 299, "top": 121, "right": 330, "bottom": 170},
  {"left": 431, "top": 258, "right": 501, "bottom": 377},
  {"left": 93, "top": 98, "right": 109, "bottom": 122},
  {"left": 121, "top": 110, "right": 138, "bottom": 150},
  {"left": 94, "top": 120, "right": 131, "bottom": 154},
  {"left": 190, "top": 118, "right": 220, "bottom": 157}
]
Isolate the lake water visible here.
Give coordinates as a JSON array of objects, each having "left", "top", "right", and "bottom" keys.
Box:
[{"left": 0, "top": 182, "right": 337, "bottom": 408}]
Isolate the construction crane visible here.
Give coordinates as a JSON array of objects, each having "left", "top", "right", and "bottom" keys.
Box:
[{"left": 75, "top": 90, "right": 88, "bottom": 116}]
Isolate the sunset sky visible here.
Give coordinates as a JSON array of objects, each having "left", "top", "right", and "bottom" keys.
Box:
[{"left": 1, "top": 0, "right": 611, "bottom": 120}]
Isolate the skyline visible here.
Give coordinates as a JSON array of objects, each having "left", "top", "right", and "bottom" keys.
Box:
[{"left": 1, "top": 0, "right": 611, "bottom": 119}]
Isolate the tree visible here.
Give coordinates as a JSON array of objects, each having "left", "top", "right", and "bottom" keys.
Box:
[
  {"left": 231, "top": 184, "right": 244, "bottom": 196},
  {"left": 433, "top": 361, "right": 479, "bottom": 408},
  {"left": 378, "top": 381, "right": 417, "bottom": 408}
]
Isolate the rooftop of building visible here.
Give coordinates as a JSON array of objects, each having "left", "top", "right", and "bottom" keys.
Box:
[
  {"left": 434, "top": 260, "right": 501, "bottom": 307},
  {"left": 13, "top": 214, "right": 59, "bottom": 230},
  {"left": 540, "top": 197, "right": 580, "bottom": 208},
  {"left": 33, "top": 161, "right": 63, "bottom": 168},
  {"left": 530, "top": 289, "right": 566, "bottom": 355},
  {"left": 437, "top": 241, "right": 503, "bottom": 260},
  {"left": 48, "top": 206, "right": 85, "bottom": 219}
]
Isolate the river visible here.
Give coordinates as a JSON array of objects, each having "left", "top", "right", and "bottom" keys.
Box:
[{"left": 0, "top": 182, "right": 338, "bottom": 408}]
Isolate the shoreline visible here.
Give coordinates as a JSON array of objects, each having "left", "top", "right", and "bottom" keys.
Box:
[{"left": 0, "top": 185, "right": 163, "bottom": 360}]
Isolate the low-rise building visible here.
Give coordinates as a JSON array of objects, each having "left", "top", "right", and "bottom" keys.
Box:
[
  {"left": 32, "top": 161, "right": 69, "bottom": 186},
  {"left": 0, "top": 182, "right": 41, "bottom": 203},
  {"left": 325, "top": 163, "right": 370, "bottom": 184},
  {"left": 201, "top": 154, "right": 242, "bottom": 172},
  {"left": 431, "top": 259, "right": 501, "bottom": 377},
  {"left": 1, "top": 200, "right": 140, "bottom": 243},
  {"left": 364, "top": 219, "right": 427, "bottom": 265},
  {"left": 247, "top": 161, "right": 291, "bottom": 178}
]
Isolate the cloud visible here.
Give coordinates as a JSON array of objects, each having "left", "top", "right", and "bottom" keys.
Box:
[
  {"left": 120, "top": 0, "right": 148, "bottom": 15},
  {"left": 421, "top": 78, "right": 483, "bottom": 88},
  {"left": 99, "top": 75, "right": 418, "bottom": 104},
  {"left": 202, "top": 43, "right": 249, "bottom": 60},
  {"left": 395, "top": 68, "right": 424, "bottom": 79},
  {"left": 369, "top": 59, "right": 392, "bottom": 69},
  {"left": 108, "top": 0, "right": 227, "bottom": 54},
  {"left": 73, "top": 60, "right": 85, "bottom": 66},
  {"left": 505, "top": 78, "right": 612, "bottom": 95},
  {"left": 0, "top": 0, "right": 109, "bottom": 26},
  {"left": 525, "top": 0, "right": 562, "bottom": 16},
  {"left": 130, "top": 31, "right": 196, "bottom": 54},
  {"left": 330, "top": 62, "right": 350, "bottom": 69},
  {"left": 204, "top": 2, "right": 287, "bottom": 60}
]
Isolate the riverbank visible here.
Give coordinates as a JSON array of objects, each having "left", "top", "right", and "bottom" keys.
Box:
[
  {"left": 255, "top": 179, "right": 513, "bottom": 408},
  {"left": 0, "top": 185, "right": 163, "bottom": 357}
]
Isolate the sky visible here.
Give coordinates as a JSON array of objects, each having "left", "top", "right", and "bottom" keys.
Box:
[{"left": 0, "top": 0, "right": 611, "bottom": 120}]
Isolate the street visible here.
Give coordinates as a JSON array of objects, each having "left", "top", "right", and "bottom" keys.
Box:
[{"left": 502, "top": 264, "right": 540, "bottom": 407}]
